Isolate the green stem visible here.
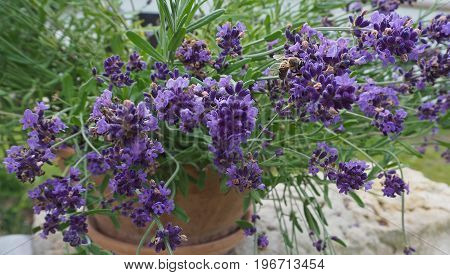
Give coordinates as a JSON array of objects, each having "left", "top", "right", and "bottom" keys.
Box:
[
  {"left": 79, "top": 114, "right": 100, "bottom": 155},
  {"left": 164, "top": 151, "right": 180, "bottom": 188},
  {"left": 51, "top": 131, "right": 81, "bottom": 149},
  {"left": 136, "top": 220, "right": 156, "bottom": 255},
  {"left": 323, "top": 126, "right": 383, "bottom": 170}
]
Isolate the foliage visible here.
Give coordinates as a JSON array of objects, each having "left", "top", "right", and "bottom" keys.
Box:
[{"left": 1, "top": 0, "right": 449, "bottom": 255}]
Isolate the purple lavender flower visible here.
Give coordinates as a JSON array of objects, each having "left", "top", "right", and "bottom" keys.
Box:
[
  {"left": 372, "top": 108, "right": 407, "bottom": 136},
  {"left": 126, "top": 51, "right": 147, "bottom": 72},
  {"left": 313, "top": 239, "right": 326, "bottom": 252},
  {"left": 63, "top": 214, "right": 88, "bottom": 247},
  {"left": 86, "top": 152, "right": 110, "bottom": 175},
  {"left": 103, "top": 55, "right": 133, "bottom": 88},
  {"left": 379, "top": 170, "right": 409, "bottom": 198},
  {"left": 4, "top": 102, "right": 66, "bottom": 182},
  {"left": 153, "top": 76, "right": 205, "bottom": 132},
  {"left": 244, "top": 227, "right": 257, "bottom": 236},
  {"left": 205, "top": 80, "right": 258, "bottom": 171},
  {"left": 109, "top": 168, "right": 147, "bottom": 196},
  {"left": 353, "top": 11, "right": 422, "bottom": 64},
  {"left": 328, "top": 160, "right": 372, "bottom": 194},
  {"left": 417, "top": 101, "right": 440, "bottom": 122},
  {"left": 28, "top": 168, "right": 86, "bottom": 243},
  {"left": 149, "top": 223, "right": 187, "bottom": 253},
  {"left": 404, "top": 246, "right": 416, "bottom": 255},
  {"left": 280, "top": 26, "right": 359, "bottom": 126},
  {"left": 28, "top": 168, "right": 85, "bottom": 215},
  {"left": 226, "top": 160, "right": 264, "bottom": 192},
  {"left": 176, "top": 39, "right": 211, "bottom": 76},
  {"left": 89, "top": 97, "right": 158, "bottom": 142},
  {"left": 417, "top": 50, "right": 449, "bottom": 86},
  {"left": 215, "top": 22, "right": 246, "bottom": 69},
  {"left": 257, "top": 233, "right": 269, "bottom": 249},
  {"left": 422, "top": 14, "right": 449, "bottom": 44},
  {"left": 150, "top": 62, "right": 170, "bottom": 82},
  {"left": 358, "top": 85, "right": 399, "bottom": 116},
  {"left": 308, "top": 142, "right": 338, "bottom": 175}
]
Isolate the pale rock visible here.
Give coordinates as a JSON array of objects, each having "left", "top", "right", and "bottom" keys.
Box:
[{"left": 233, "top": 168, "right": 450, "bottom": 255}]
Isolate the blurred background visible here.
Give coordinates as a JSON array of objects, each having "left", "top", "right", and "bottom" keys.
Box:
[{"left": 0, "top": 0, "right": 448, "bottom": 246}]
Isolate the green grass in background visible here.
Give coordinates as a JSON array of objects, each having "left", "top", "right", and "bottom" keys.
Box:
[{"left": 400, "top": 146, "right": 449, "bottom": 185}]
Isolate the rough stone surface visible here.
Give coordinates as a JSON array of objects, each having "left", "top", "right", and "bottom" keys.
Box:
[
  {"left": 233, "top": 168, "right": 450, "bottom": 255},
  {"left": 31, "top": 168, "right": 450, "bottom": 254}
]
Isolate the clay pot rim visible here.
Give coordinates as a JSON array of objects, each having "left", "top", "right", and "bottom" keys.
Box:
[{"left": 87, "top": 211, "right": 250, "bottom": 255}]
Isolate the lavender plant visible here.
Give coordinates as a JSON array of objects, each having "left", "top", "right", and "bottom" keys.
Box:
[{"left": 2, "top": 0, "right": 449, "bottom": 255}]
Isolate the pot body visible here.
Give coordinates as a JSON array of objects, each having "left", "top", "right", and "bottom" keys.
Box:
[
  {"left": 93, "top": 166, "right": 247, "bottom": 246},
  {"left": 55, "top": 148, "right": 248, "bottom": 254}
]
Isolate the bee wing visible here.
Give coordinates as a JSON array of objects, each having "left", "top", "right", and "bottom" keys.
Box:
[{"left": 272, "top": 54, "right": 285, "bottom": 61}]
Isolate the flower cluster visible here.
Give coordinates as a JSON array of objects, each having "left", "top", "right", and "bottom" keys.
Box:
[
  {"left": 149, "top": 223, "right": 187, "bottom": 252},
  {"left": 4, "top": 102, "right": 66, "bottom": 182},
  {"left": 328, "top": 160, "right": 372, "bottom": 194},
  {"left": 63, "top": 214, "right": 88, "bottom": 247},
  {"left": 226, "top": 159, "right": 264, "bottom": 192},
  {"left": 129, "top": 180, "right": 174, "bottom": 227},
  {"left": 358, "top": 84, "right": 407, "bottom": 136},
  {"left": 89, "top": 90, "right": 158, "bottom": 142},
  {"left": 308, "top": 142, "right": 338, "bottom": 175},
  {"left": 154, "top": 76, "right": 205, "bottom": 133},
  {"left": 352, "top": 11, "right": 423, "bottom": 64},
  {"left": 243, "top": 214, "right": 259, "bottom": 236},
  {"left": 28, "top": 167, "right": 87, "bottom": 245},
  {"left": 241, "top": 214, "right": 269, "bottom": 249},
  {"left": 417, "top": 92, "right": 449, "bottom": 122},
  {"left": 205, "top": 80, "right": 258, "bottom": 171},
  {"left": 416, "top": 49, "right": 449, "bottom": 87},
  {"left": 215, "top": 22, "right": 246, "bottom": 69},
  {"left": 257, "top": 233, "right": 269, "bottom": 250},
  {"left": 86, "top": 152, "right": 110, "bottom": 175},
  {"left": 102, "top": 53, "right": 146, "bottom": 89},
  {"left": 422, "top": 14, "right": 450, "bottom": 44},
  {"left": 276, "top": 25, "right": 359, "bottom": 126},
  {"left": 150, "top": 62, "right": 170, "bottom": 82},
  {"left": 176, "top": 39, "right": 211, "bottom": 77},
  {"left": 378, "top": 170, "right": 409, "bottom": 198},
  {"left": 309, "top": 232, "right": 327, "bottom": 252}
]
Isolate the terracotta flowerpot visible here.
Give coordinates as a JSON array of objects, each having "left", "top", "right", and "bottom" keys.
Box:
[{"left": 55, "top": 148, "right": 249, "bottom": 254}]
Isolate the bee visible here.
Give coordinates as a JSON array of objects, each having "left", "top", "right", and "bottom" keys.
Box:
[{"left": 273, "top": 55, "right": 305, "bottom": 80}]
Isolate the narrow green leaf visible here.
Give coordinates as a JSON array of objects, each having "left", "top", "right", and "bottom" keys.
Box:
[
  {"left": 396, "top": 140, "right": 423, "bottom": 158},
  {"left": 126, "top": 31, "right": 165, "bottom": 62},
  {"left": 235, "top": 220, "right": 253, "bottom": 229},
  {"left": 349, "top": 191, "right": 365, "bottom": 208},
  {"left": 222, "top": 58, "right": 250, "bottom": 74},
  {"left": 331, "top": 236, "right": 347, "bottom": 247},
  {"left": 304, "top": 204, "right": 320, "bottom": 236},
  {"left": 264, "top": 15, "right": 271, "bottom": 34},
  {"left": 73, "top": 77, "right": 95, "bottom": 115},
  {"left": 264, "top": 30, "right": 282, "bottom": 42},
  {"left": 61, "top": 73, "right": 74, "bottom": 100},
  {"left": 173, "top": 205, "right": 190, "bottom": 223},
  {"left": 282, "top": 232, "right": 294, "bottom": 248},
  {"left": 168, "top": 27, "right": 186, "bottom": 52},
  {"left": 435, "top": 139, "right": 450, "bottom": 149},
  {"left": 186, "top": 9, "right": 225, "bottom": 32}
]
